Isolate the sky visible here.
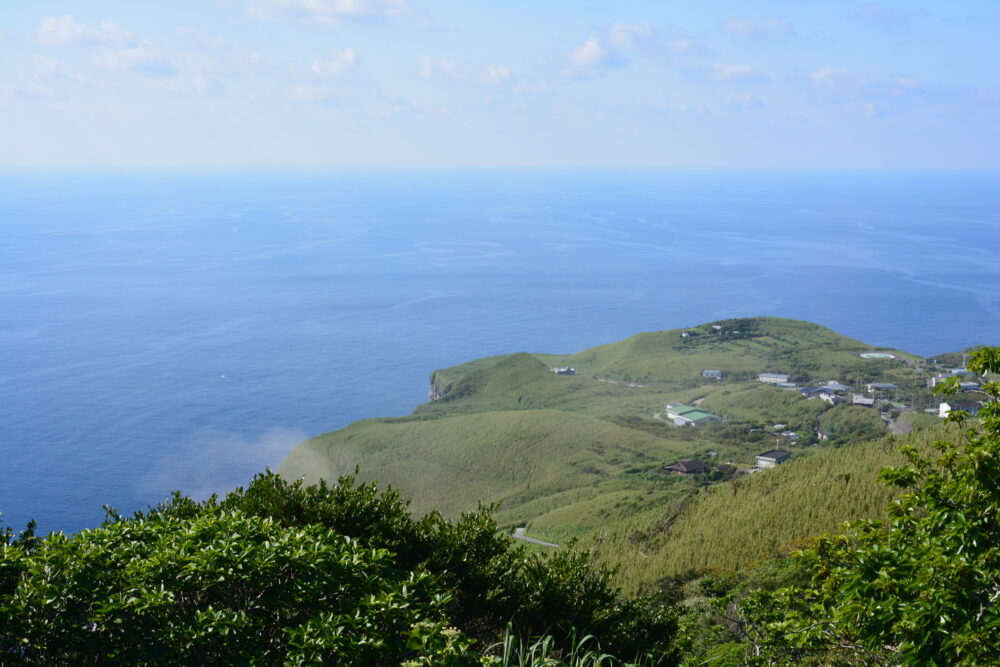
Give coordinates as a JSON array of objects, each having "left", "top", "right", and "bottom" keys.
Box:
[{"left": 2, "top": 1, "right": 999, "bottom": 168}]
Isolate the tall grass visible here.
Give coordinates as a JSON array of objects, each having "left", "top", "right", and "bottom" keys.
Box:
[
  {"left": 581, "top": 424, "right": 960, "bottom": 591},
  {"left": 483, "top": 626, "right": 667, "bottom": 666}
]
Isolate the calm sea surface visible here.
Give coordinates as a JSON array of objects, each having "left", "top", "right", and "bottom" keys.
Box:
[{"left": 2, "top": 169, "right": 999, "bottom": 533}]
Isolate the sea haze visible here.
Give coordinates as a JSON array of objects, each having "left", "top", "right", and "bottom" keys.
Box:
[{"left": 1, "top": 169, "right": 998, "bottom": 533}]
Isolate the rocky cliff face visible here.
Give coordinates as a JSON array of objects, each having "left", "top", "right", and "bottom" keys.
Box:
[{"left": 427, "top": 372, "right": 451, "bottom": 401}]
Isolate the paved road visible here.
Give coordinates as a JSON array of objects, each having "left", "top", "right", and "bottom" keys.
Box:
[{"left": 512, "top": 527, "right": 560, "bottom": 548}]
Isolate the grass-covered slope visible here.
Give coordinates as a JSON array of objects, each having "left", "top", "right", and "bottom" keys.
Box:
[
  {"left": 535, "top": 317, "right": 916, "bottom": 386},
  {"left": 418, "top": 318, "right": 923, "bottom": 420},
  {"left": 280, "top": 316, "right": 948, "bottom": 575},
  {"left": 582, "top": 423, "right": 958, "bottom": 591},
  {"left": 698, "top": 384, "right": 827, "bottom": 425},
  {"left": 279, "top": 409, "right": 691, "bottom": 526},
  {"left": 417, "top": 353, "right": 645, "bottom": 417}
]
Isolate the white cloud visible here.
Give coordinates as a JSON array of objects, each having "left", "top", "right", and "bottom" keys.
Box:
[
  {"left": 417, "top": 56, "right": 512, "bottom": 85},
  {"left": 567, "top": 24, "right": 701, "bottom": 76},
  {"left": 37, "top": 15, "right": 135, "bottom": 47},
  {"left": 136, "top": 427, "right": 308, "bottom": 501},
  {"left": 93, "top": 47, "right": 175, "bottom": 75},
  {"left": 570, "top": 37, "right": 608, "bottom": 68},
  {"left": 723, "top": 17, "right": 793, "bottom": 40},
  {"left": 311, "top": 50, "right": 358, "bottom": 77},
  {"left": 174, "top": 26, "right": 230, "bottom": 51},
  {"left": 609, "top": 23, "right": 653, "bottom": 50},
  {"left": 855, "top": 4, "right": 921, "bottom": 30},
  {"left": 809, "top": 67, "right": 921, "bottom": 116},
  {"left": 418, "top": 56, "right": 458, "bottom": 79},
  {"left": 482, "top": 65, "right": 511, "bottom": 85},
  {"left": 666, "top": 39, "right": 699, "bottom": 54},
  {"left": 811, "top": 68, "right": 850, "bottom": 88},
  {"left": 244, "top": 0, "right": 410, "bottom": 24},
  {"left": 711, "top": 63, "right": 764, "bottom": 82},
  {"left": 724, "top": 93, "right": 763, "bottom": 109},
  {"left": 287, "top": 84, "right": 331, "bottom": 102}
]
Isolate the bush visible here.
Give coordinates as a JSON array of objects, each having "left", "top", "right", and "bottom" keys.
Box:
[{"left": 1, "top": 472, "right": 679, "bottom": 664}]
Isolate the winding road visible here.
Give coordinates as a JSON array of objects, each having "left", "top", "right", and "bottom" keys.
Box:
[{"left": 512, "top": 527, "right": 560, "bottom": 548}]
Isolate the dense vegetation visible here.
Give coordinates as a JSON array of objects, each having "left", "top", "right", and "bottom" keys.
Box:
[
  {"left": 691, "top": 346, "right": 1000, "bottom": 665},
  {"left": 581, "top": 424, "right": 956, "bottom": 591},
  {"left": 0, "top": 473, "right": 677, "bottom": 665}
]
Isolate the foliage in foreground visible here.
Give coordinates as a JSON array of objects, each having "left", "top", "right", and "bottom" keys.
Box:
[{"left": 0, "top": 470, "right": 677, "bottom": 665}]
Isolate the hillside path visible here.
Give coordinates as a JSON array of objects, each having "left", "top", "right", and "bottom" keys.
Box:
[{"left": 512, "top": 527, "right": 560, "bottom": 548}]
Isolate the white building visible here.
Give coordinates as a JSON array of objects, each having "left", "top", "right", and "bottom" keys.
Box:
[{"left": 939, "top": 401, "right": 979, "bottom": 418}]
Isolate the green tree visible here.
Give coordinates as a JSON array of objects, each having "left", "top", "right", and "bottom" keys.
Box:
[
  {"left": 0, "top": 472, "right": 679, "bottom": 664},
  {"left": 0, "top": 510, "right": 480, "bottom": 665},
  {"left": 740, "top": 347, "right": 1000, "bottom": 665}
]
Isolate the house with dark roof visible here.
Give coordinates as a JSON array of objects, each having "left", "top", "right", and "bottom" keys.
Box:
[
  {"left": 755, "top": 449, "right": 791, "bottom": 468},
  {"left": 867, "top": 382, "right": 898, "bottom": 392},
  {"left": 822, "top": 381, "right": 852, "bottom": 392},
  {"left": 852, "top": 394, "right": 876, "bottom": 408},
  {"left": 663, "top": 459, "right": 708, "bottom": 475}
]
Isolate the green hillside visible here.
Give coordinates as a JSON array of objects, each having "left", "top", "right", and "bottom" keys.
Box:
[
  {"left": 280, "top": 316, "right": 959, "bottom": 585},
  {"left": 280, "top": 409, "right": 696, "bottom": 530},
  {"left": 582, "top": 423, "right": 959, "bottom": 592},
  {"left": 535, "top": 317, "right": 917, "bottom": 386}
]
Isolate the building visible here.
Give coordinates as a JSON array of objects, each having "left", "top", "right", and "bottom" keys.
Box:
[
  {"left": 852, "top": 394, "right": 876, "bottom": 408},
  {"left": 550, "top": 367, "right": 576, "bottom": 375},
  {"left": 664, "top": 404, "right": 720, "bottom": 426},
  {"left": 758, "top": 373, "right": 791, "bottom": 384},
  {"left": 867, "top": 382, "right": 898, "bottom": 392},
  {"left": 939, "top": 401, "right": 980, "bottom": 418},
  {"left": 702, "top": 369, "right": 723, "bottom": 380},
  {"left": 820, "top": 393, "right": 844, "bottom": 405},
  {"left": 798, "top": 386, "right": 830, "bottom": 398},
  {"left": 930, "top": 371, "right": 973, "bottom": 388},
  {"left": 663, "top": 459, "right": 708, "bottom": 475},
  {"left": 756, "top": 449, "right": 791, "bottom": 468},
  {"left": 822, "top": 381, "right": 852, "bottom": 392}
]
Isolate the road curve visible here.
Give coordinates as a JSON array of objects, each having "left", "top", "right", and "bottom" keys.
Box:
[{"left": 512, "top": 527, "right": 560, "bottom": 548}]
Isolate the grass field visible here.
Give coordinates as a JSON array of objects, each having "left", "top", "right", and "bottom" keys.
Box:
[
  {"left": 279, "top": 317, "right": 967, "bottom": 588},
  {"left": 580, "top": 423, "right": 960, "bottom": 591}
]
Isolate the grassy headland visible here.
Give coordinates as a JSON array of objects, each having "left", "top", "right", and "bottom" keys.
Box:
[{"left": 279, "top": 317, "right": 968, "bottom": 587}]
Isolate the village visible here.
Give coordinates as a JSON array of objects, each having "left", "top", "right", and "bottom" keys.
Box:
[
  {"left": 649, "top": 358, "right": 982, "bottom": 479},
  {"left": 539, "top": 321, "right": 989, "bottom": 488}
]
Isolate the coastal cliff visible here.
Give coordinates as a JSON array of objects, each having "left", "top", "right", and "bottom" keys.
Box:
[{"left": 427, "top": 371, "right": 451, "bottom": 401}]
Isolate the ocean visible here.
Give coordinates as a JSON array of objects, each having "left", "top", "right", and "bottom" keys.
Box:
[{"left": 2, "top": 169, "right": 999, "bottom": 533}]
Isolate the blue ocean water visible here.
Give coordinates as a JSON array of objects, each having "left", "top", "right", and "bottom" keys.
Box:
[{"left": 2, "top": 169, "right": 999, "bottom": 533}]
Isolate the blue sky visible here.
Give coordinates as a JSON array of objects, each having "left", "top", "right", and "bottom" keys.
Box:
[{"left": 2, "top": 1, "right": 998, "bottom": 167}]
